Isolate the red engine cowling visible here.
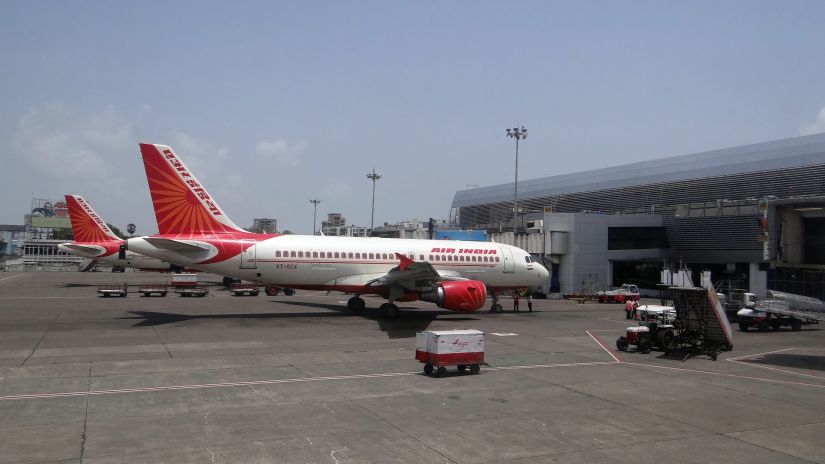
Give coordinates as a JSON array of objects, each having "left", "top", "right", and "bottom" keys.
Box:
[{"left": 421, "top": 280, "right": 487, "bottom": 312}]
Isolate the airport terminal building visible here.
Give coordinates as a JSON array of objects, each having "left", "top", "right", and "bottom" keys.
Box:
[{"left": 451, "top": 133, "right": 825, "bottom": 298}]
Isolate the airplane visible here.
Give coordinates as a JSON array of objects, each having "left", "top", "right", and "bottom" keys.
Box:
[
  {"left": 58, "top": 195, "right": 177, "bottom": 272},
  {"left": 126, "top": 143, "right": 549, "bottom": 317}
]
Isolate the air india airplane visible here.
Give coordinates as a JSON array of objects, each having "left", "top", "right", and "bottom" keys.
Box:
[
  {"left": 126, "top": 143, "right": 549, "bottom": 317},
  {"left": 58, "top": 195, "right": 176, "bottom": 272}
]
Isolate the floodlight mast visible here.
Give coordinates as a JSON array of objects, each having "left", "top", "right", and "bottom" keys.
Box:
[
  {"left": 506, "top": 125, "right": 527, "bottom": 232},
  {"left": 366, "top": 169, "right": 382, "bottom": 236},
  {"left": 309, "top": 198, "right": 321, "bottom": 235}
]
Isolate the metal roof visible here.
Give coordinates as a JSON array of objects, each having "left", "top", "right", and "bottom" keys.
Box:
[{"left": 452, "top": 133, "right": 825, "bottom": 208}]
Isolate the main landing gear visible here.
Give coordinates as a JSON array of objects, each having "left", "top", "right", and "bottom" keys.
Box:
[{"left": 346, "top": 296, "right": 400, "bottom": 319}]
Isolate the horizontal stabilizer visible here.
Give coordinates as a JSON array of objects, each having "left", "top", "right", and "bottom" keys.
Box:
[
  {"left": 142, "top": 237, "right": 212, "bottom": 254},
  {"left": 61, "top": 243, "right": 106, "bottom": 257}
]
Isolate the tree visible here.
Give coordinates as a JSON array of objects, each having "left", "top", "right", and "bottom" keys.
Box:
[
  {"left": 281, "top": 230, "right": 293, "bottom": 235},
  {"left": 126, "top": 223, "right": 136, "bottom": 237},
  {"left": 107, "top": 223, "right": 126, "bottom": 239}
]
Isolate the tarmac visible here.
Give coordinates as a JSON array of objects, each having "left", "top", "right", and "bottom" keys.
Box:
[{"left": 0, "top": 271, "right": 824, "bottom": 464}]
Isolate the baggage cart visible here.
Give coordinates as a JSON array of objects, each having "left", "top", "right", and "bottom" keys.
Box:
[
  {"left": 174, "top": 285, "right": 209, "bottom": 297},
  {"left": 138, "top": 283, "right": 168, "bottom": 297},
  {"left": 415, "top": 330, "right": 484, "bottom": 377},
  {"left": 230, "top": 283, "right": 260, "bottom": 296},
  {"left": 97, "top": 283, "right": 128, "bottom": 297}
]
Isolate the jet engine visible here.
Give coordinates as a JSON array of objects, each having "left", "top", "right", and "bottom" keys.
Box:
[{"left": 420, "top": 280, "right": 487, "bottom": 312}]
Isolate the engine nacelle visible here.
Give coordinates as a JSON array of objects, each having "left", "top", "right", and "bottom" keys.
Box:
[{"left": 421, "top": 280, "right": 487, "bottom": 312}]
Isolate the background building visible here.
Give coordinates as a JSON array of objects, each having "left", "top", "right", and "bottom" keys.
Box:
[
  {"left": 251, "top": 218, "right": 278, "bottom": 234},
  {"left": 451, "top": 133, "right": 825, "bottom": 298}
]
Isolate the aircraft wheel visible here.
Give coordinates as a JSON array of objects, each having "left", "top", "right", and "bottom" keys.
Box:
[
  {"left": 381, "top": 303, "right": 399, "bottom": 319},
  {"left": 348, "top": 297, "right": 365, "bottom": 311},
  {"left": 436, "top": 366, "right": 447, "bottom": 377},
  {"left": 457, "top": 364, "right": 467, "bottom": 373},
  {"left": 616, "top": 336, "right": 629, "bottom": 352},
  {"left": 758, "top": 320, "right": 771, "bottom": 332},
  {"left": 222, "top": 276, "right": 233, "bottom": 286},
  {"left": 424, "top": 363, "right": 433, "bottom": 376},
  {"left": 283, "top": 288, "right": 295, "bottom": 296},
  {"left": 469, "top": 364, "right": 481, "bottom": 374},
  {"left": 492, "top": 304, "right": 503, "bottom": 313},
  {"left": 738, "top": 322, "right": 750, "bottom": 332},
  {"left": 791, "top": 319, "right": 802, "bottom": 331}
]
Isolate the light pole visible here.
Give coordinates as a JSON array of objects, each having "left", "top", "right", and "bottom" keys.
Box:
[
  {"left": 506, "top": 125, "right": 527, "bottom": 232},
  {"left": 366, "top": 169, "right": 382, "bottom": 236},
  {"left": 309, "top": 198, "right": 321, "bottom": 235}
]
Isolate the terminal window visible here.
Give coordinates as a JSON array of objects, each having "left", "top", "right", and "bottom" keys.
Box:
[{"left": 608, "top": 227, "right": 668, "bottom": 250}]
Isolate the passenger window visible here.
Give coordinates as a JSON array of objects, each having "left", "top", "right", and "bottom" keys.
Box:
[
  {"left": 495, "top": 257, "right": 500, "bottom": 262},
  {"left": 290, "top": 251, "right": 296, "bottom": 257},
  {"left": 420, "top": 255, "right": 424, "bottom": 261},
  {"left": 348, "top": 252, "right": 354, "bottom": 259},
  {"left": 312, "top": 251, "right": 317, "bottom": 258},
  {"left": 334, "top": 252, "right": 340, "bottom": 259},
  {"left": 275, "top": 251, "right": 281, "bottom": 257},
  {"left": 369, "top": 253, "right": 374, "bottom": 259},
  {"left": 448, "top": 255, "right": 453, "bottom": 262},
  {"left": 429, "top": 255, "right": 433, "bottom": 261},
  {"left": 298, "top": 251, "right": 304, "bottom": 258}
]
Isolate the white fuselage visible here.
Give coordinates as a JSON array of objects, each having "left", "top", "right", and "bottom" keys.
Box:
[{"left": 128, "top": 235, "right": 548, "bottom": 291}]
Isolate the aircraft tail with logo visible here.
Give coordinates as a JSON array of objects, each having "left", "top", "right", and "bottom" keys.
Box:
[
  {"left": 65, "top": 195, "right": 121, "bottom": 242},
  {"left": 139, "top": 143, "right": 247, "bottom": 236}
]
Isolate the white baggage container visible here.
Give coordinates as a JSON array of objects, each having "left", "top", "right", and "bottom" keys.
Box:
[{"left": 415, "top": 330, "right": 484, "bottom": 376}]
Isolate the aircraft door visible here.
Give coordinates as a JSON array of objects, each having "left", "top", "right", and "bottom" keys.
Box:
[
  {"left": 501, "top": 247, "right": 515, "bottom": 273},
  {"left": 240, "top": 240, "right": 257, "bottom": 269}
]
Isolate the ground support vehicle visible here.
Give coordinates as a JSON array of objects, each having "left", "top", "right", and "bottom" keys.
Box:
[
  {"left": 597, "top": 284, "right": 640, "bottom": 304},
  {"left": 97, "top": 283, "right": 128, "bottom": 297},
  {"left": 416, "top": 330, "right": 484, "bottom": 377},
  {"left": 138, "top": 283, "right": 168, "bottom": 297},
  {"left": 666, "top": 287, "right": 733, "bottom": 360},
  {"left": 230, "top": 283, "right": 260, "bottom": 296},
  {"left": 737, "top": 291, "right": 825, "bottom": 332},
  {"left": 617, "top": 306, "right": 678, "bottom": 354},
  {"left": 171, "top": 273, "right": 208, "bottom": 297},
  {"left": 264, "top": 285, "right": 295, "bottom": 296},
  {"left": 174, "top": 286, "right": 209, "bottom": 297}
]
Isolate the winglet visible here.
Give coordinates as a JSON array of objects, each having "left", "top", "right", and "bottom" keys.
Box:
[
  {"left": 65, "top": 195, "right": 121, "bottom": 242},
  {"left": 138, "top": 143, "right": 246, "bottom": 235},
  {"left": 395, "top": 252, "right": 415, "bottom": 271}
]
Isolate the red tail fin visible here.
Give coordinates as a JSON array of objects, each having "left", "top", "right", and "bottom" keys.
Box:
[
  {"left": 139, "top": 143, "right": 245, "bottom": 235},
  {"left": 65, "top": 195, "right": 121, "bottom": 242}
]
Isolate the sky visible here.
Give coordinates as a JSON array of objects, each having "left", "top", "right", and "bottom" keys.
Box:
[{"left": 2, "top": 0, "right": 825, "bottom": 235}]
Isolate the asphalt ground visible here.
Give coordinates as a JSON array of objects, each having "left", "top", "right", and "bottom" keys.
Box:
[{"left": 0, "top": 271, "right": 824, "bottom": 464}]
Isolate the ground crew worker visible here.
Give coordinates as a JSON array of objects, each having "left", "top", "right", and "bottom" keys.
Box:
[
  {"left": 513, "top": 292, "right": 520, "bottom": 312},
  {"left": 631, "top": 300, "right": 639, "bottom": 320},
  {"left": 527, "top": 294, "right": 533, "bottom": 312},
  {"left": 625, "top": 299, "right": 633, "bottom": 319}
]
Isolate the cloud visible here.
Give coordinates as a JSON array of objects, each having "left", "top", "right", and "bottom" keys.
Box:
[
  {"left": 255, "top": 138, "right": 307, "bottom": 166},
  {"left": 800, "top": 105, "right": 825, "bottom": 135},
  {"left": 14, "top": 104, "right": 136, "bottom": 178}
]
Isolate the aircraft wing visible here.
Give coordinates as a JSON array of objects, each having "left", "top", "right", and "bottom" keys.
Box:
[{"left": 366, "top": 253, "right": 467, "bottom": 290}]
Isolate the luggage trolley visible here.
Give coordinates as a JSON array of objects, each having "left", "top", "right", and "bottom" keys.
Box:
[{"left": 416, "top": 330, "right": 484, "bottom": 377}]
